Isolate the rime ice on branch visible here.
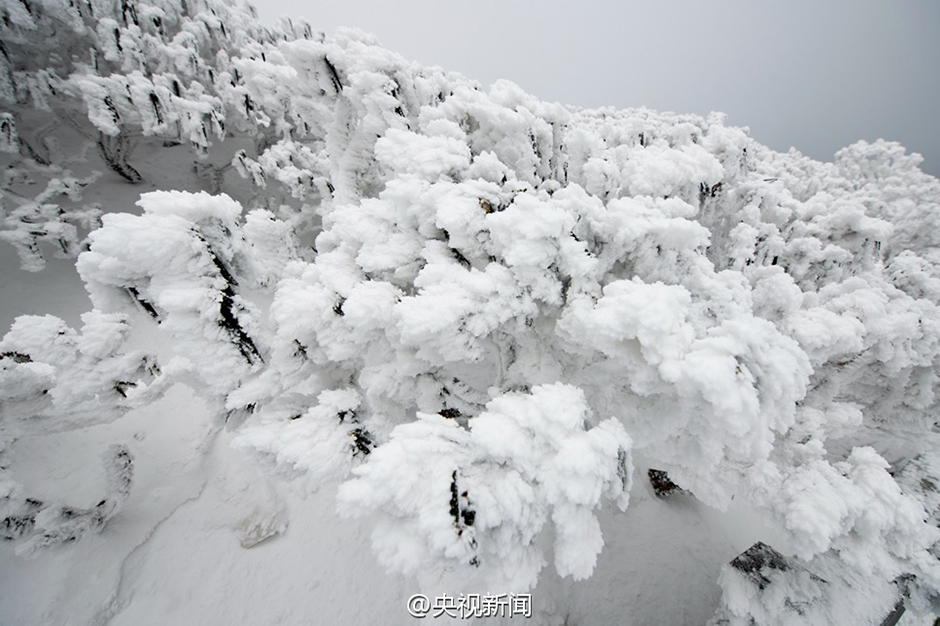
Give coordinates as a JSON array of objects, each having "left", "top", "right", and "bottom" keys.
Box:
[{"left": 1, "top": 0, "right": 939, "bottom": 609}]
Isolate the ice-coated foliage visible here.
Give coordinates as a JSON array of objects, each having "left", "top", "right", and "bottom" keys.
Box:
[
  {"left": 3, "top": 0, "right": 940, "bottom": 613},
  {"left": 0, "top": 163, "right": 102, "bottom": 272},
  {"left": 0, "top": 0, "right": 305, "bottom": 269},
  {"left": 0, "top": 312, "right": 164, "bottom": 422},
  {"left": 7, "top": 444, "right": 134, "bottom": 556},
  {"left": 78, "top": 190, "right": 264, "bottom": 399},
  {"left": 0, "top": 311, "right": 160, "bottom": 553},
  {"left": 336, "top": 383, "right": 632, "bottom": 589}
]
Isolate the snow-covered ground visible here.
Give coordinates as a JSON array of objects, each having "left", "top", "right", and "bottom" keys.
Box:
[{"left": 0, "top": 368, "right": 785, "bottom": 625}]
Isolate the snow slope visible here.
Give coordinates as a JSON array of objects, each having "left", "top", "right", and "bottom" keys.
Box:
[{"left": 2, "top": 1, "right": 940, "bottom": 624}]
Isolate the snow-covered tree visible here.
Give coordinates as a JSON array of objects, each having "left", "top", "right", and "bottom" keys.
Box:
[{"left": 2, "top": 0, "right": 940, "bottom": 621}]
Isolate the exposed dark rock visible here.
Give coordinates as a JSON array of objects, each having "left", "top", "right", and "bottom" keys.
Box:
[
  {"left": 730, "top": 541, "right": 797, "bottom": 591},
  {"left": 647, "top": 468, "right": 685, "bottom": 498}
]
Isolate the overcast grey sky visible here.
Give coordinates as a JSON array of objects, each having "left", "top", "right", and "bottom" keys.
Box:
[{"left": 254, "top": 1, "right": 940, "bottom": 177}]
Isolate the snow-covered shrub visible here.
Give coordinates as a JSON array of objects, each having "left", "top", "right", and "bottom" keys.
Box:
[
  {"left": 78, "top": 190, "right": 264, "bottom": 400},
  {"left": 0, "top": 0, "right": 316, "bottom": 270},
  {"left": 0, "top": 312, "right": 164, "bottom": 423},
  {"left": 0, "top": 310, "right": 158, "bottom": 555},
  {"left": 5, "top": 444, "right": 134, "bottom": 556},
  {"left": 0, "top": 161, "right": 102, "bottom": 272},
  {"left": 2, "top": 0, "right": 940, "bottom": 615},
  {"left": 336, "top": 383, "right": 632, "bottom": 590}
]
